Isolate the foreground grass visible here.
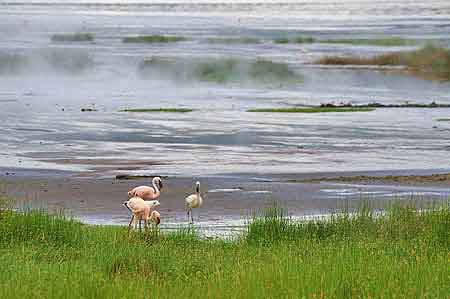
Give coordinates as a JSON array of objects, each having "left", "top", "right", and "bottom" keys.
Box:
[
  {"left": 119, "top": 108, "right": 193, "bottom": 113},
  {"left": 248, "top": 107, "right": 375, "bottom": 113},
  {"left": 0, "top": 202, "right": 448, "bottom": 298},
  {"left": 122, "top": 35, "right": 187, "bottom": 43},
  {"left": 51, "top": 33, "right": 94, "bottom": 42},
  {"left": 316, "top": 45, "right": 450, "bottom": 81}
]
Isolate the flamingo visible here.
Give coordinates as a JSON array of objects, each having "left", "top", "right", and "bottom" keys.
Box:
[
  {"left": 128, "top": 177, "right": 163, "bottom": 200},
  {"left": 185, "top": 181, "right": 203, "bottom": 224},
  {"left": 149, "top": 210, "right": 161, "bottom": 226},
  {"left": 123, "top": 197, "right": 160, "bottom": 232}
]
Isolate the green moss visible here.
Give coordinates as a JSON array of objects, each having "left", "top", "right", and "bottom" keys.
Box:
[
  {"left": 119, "top": 108, "right": 193, "bottom": 113},
  {"left": 122, "top": 35, "right": 187, "bottom": 43},
  {"left": 51, "top": 33, "right": 94, "bottom": 42},
  {"left": 247, "top": 107, "right": 375, "bottom": 113}
]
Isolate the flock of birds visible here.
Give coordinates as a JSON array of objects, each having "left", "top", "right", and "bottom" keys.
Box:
[{"left": 122, "top": 176, "right": 203, "bottom": 232}]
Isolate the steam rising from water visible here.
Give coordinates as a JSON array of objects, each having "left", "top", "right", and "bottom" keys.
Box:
[
  {"left": 0, "top": 49, "right": 94, "bottom": 75},
  {"left": 139, "top": 57, "right": 302, "bottom": 86}
]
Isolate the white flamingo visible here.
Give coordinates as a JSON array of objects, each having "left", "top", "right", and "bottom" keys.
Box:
[
  {"left": 123, "top": 197, "right": 160, "bottom": 232},
  {"left": 185, "top": 181, "right": 203, "bottom": 224},
  {"left": 128, "top": 177, "right": 163, "bottom": 200}
]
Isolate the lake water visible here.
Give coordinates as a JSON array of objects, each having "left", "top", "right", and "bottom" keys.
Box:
[{"left": 1, "top": 0, "right": 450, "bottom": 177}]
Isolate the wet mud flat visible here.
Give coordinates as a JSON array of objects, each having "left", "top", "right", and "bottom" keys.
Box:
[{"left": 1, "top": 168, "right": 449, "bottom": 235}]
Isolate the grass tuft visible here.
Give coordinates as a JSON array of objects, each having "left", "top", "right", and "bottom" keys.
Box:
[{"left": 122, "top": 35, "right": 187, "bottom": 43}]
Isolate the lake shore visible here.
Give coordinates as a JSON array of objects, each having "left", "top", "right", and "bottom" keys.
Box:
[{"left": 1, "top": 167, "right": 449, "bottom": 231}]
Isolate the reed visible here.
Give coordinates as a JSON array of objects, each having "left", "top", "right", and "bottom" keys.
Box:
[{"left": 316, "top": 45, "right": 450, "bottom": 81}]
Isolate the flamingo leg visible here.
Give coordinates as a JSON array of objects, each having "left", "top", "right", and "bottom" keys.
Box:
[
  {"left": 139, "top": 219, "right": 142, "bottom": 232},
  {"left": 127, "top": 215, "right": 134, "bottom": 233},
  {"left": 191, "top": 209, "right": 194, "bottom": 224}
]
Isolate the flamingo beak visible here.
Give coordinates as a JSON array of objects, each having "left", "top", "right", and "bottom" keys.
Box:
[{"left": 158, "top": 180, "right": 163, "bottom": 190}]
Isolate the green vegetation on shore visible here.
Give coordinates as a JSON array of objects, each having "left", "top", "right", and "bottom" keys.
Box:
[
  {"left": 273, "top": 36, "right": 415, "bottom": 46},
  {"left": 0, "top": 201, "right": 448, "bottom": 298},
  {"left": 51, "top": 33, "right": 94, "bottom": 42},
  {"left": 247, "top": 107, "right": 375, "bottom": 113},
  {"left": 139, "top": 57, "right": 302, "bottom": 85},
  {"left": 122, "top": 35, "right": 187, "bottom": 43},
  {"left": 119, "top": 108, "right": 193, "bottom": 113},
  {"left": 206, "top": 37, "right": 261, "bottom": 44},
  {"left": 436, "top": 118, "right": 450, "bottom": 122},
  {"left": 315, "top": 45, "right": 450, "bottom": 81},
  {"left": 320, "top": 37, "right": 417, "bottom": 47},
  {"left": 274, "top": 36, "right": 315, "bottom": 44}
]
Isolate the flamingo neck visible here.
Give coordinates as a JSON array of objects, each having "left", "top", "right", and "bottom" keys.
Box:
[{"left": 152, "top": 180, "right": 160, "bottom": 195}]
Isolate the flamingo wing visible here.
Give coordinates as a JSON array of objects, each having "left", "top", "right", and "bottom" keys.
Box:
[{"left": 126, "top": 197, "right": 146, "bottom": 214}]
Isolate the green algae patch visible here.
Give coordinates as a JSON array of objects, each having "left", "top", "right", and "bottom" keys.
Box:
[
  {"left": 51, "top": 33, "right": 94, "bottom": 42},
  {"left": 122, "top": 35, "right": 187, "bottom": 43},
  {"left": 247, "top": 107, "right": 375, "bottom": 113},
  {"left": 119, "top": 108, "right": 193, "bottom": 113},
  {"left": 320, "top": 37, "right": 417, "bottom": 46}
]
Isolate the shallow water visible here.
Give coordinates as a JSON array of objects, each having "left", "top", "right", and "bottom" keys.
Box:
[{"left": 1, "top": 0, "right": 450, "bottom": 177}]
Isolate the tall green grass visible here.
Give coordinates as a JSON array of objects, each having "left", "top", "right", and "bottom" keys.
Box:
[{"left": 0, "top": 201, "right": 449, "bottom": 298}]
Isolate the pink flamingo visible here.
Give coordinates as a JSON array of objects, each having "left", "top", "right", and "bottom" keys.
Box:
[
  {"left": 128, "top": 177, "right": 163, "bottom": 200},
  {"left": 123, "top": 197, "right": 160, "bottom": 232}
]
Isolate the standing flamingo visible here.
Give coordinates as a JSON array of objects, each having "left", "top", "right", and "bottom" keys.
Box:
[
  {"left": 185, "top": 181, "right": 203, "bottom": 224},
  {"left": 123, "top": 197, "right": 160, "bottom": 232},
  {"left": 128, "top": 177, "right": 163, "bottom": 200}
]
